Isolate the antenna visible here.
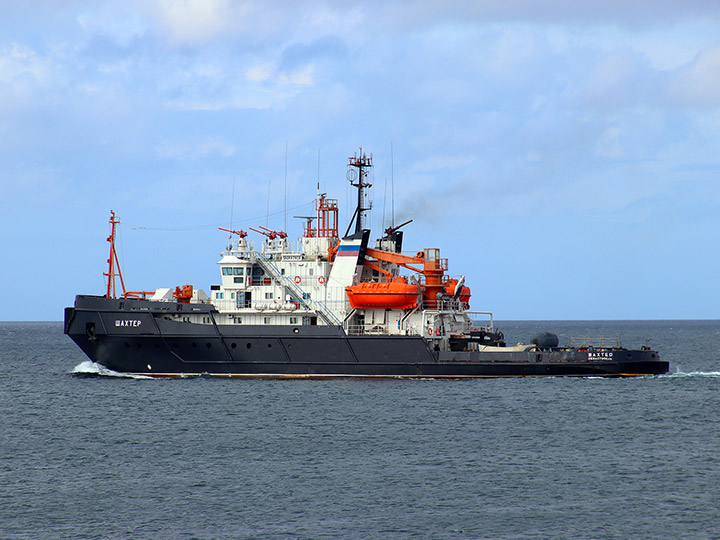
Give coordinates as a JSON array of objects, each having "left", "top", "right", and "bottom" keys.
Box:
[
  {"left": 391, "top": 142, "right": 395, "bottom": 228},
  {"left": 284, "top": 141, "right": 288, "bottom": 233},
  {"left": 266, "top": 171, "right": 271, "bottom": 227},
  {"left": 229, "top": 177, "right": 236, "bottom": 232},
  {"left": 382, "top": 175, "right": 387, "bottom": 232},
  {"left": 370, "top": 161, "right": 375, "bottom": 231}
]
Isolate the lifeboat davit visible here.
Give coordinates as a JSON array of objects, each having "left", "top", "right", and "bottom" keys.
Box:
[
  {"left": 346, "top": 277, "right": 420, "bottom": 309},
  {"left": 173, "top": 284, "right": 194, "bottom": 303},
  {"left": 444, "top": 279, "right": 471, "bottom": 304}
]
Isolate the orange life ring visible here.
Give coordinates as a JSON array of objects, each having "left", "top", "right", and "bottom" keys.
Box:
[
  {"left": 318, "top": 276, "right": 326, "bottom": 284},
  {"left": 435, "top": 327, "right": 441, "bottom": 336},
  {"left": 294, "top": 276, "right": 301, "bottom": 284},
  {"left": 427, "top": 327, "right": 433, "bottom": 336}
]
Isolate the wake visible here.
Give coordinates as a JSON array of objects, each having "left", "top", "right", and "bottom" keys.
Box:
[
  {"left": 659, "top": 369, "right": 720, "bottom": 379},
  {"left": 71, "top": 361, "right": 153, "bottom": 379}
]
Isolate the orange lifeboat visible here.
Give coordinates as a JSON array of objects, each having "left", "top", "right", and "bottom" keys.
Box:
[
  {"left": 444, "top": 279, "right": 471, "bottom": 304},
  {"left": 346, "top": 277, "right": 420, "bottom": 309}
]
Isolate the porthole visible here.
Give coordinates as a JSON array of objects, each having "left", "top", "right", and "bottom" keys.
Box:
[
  {"left": 246, "top": 343, "right": 252, "bottom": 349},
  {"left": 267, "top": 343, "right": 272, "bottom": 349},
  {"left": 192, "top": 343, "right": 197, "bottom": 348},
  {"left": 293, "top": 328, "right": 299, "bottom": 334},
  {"left": 206, "top": 342, "right": 212, "bottom": 349},
  {"left": 231, "top": 342, "right": 237, "bottom": 349},
  {"left": 124, "top": 342, "right": 130, "bottom": 348}
]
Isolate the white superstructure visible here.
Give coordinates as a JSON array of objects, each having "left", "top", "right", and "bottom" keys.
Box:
[{"left": 192, "top": 186, "right": 489, "bottom": 344}]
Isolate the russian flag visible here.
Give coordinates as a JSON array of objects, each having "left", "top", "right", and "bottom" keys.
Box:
[{"left": 337, "top": 245, "right": 361, "bottom": 257}]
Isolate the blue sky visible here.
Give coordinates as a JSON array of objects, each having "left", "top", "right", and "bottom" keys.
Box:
[{"left": 2, "top": 0, "right": 720, "bottom": 321}]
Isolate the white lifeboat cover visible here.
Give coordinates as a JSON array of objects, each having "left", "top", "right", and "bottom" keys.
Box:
[{"left": 151, "top": 288, "right": 173, "bottom": 301}]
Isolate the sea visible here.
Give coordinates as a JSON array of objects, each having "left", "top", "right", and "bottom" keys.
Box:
[{"left": 1, "top": 320, "right": 719, "bottom": 540}]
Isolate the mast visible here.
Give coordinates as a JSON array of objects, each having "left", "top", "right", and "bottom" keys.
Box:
[
  {"left": 104, "top": 211, "right": 127, "bottom": 298},
  {"left": 346, "top": 149, "right": 373, "bottom": 237}
]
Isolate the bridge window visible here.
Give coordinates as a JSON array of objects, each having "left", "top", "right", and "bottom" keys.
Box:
[
  {"left": 234, "top": 267, "right": 244, "bottom": 275},
  {"left": 234, "top": 277, "right": 244, "bottom": 284}
]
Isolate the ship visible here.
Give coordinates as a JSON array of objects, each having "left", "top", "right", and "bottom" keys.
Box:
[{"left": 64, "top": 150, "right": 668, "bottom": 378}]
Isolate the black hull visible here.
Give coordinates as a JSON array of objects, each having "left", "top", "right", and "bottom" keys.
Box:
[{"left": 64, "top": 296, "right": 669, "bottom": 378}]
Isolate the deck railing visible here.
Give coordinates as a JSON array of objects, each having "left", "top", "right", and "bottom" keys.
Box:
[
  {"left": 567, "top": 335, "right": 621, "bottom": 349},
  {"left": 346, "top": 324, "right": 390, "bottom": 336},
  {"left": 466, "top": 311, "right": 494, "bottom": 332}
]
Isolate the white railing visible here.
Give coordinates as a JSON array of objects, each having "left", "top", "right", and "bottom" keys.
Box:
[
  {"left": 260, "top": 240, "right": 301, "bottom": 259},
  {"left": 346, "top": 324, "right": 389, "bottom": 335},
  {"left": 466, "top": 311, "right": 494, "bottom": 332},
  {"left": 434, "top": 298, "right": 468, "bottom": 311},
  {"left": 225, "top": 238, "right": 257, "bottom": 260},
  {"left": 211, "top": 298, "right": 305, "bottom": 313},
  {"left": 567, "top": 335, "right": 621, "bottom": 349}
]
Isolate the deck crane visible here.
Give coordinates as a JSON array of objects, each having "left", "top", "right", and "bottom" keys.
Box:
[
  {"left": 248, "top": 226, "right": 288, "bottom": 240},
  {"left": 383, "top": 219, "right": 413, "bottom": 238},
  {"left": 218, "top": 227, "right": 248, "bottom": 238}
]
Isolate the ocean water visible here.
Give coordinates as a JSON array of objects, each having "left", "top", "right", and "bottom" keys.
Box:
[{"left": 1, "top": 320, "right": 719, "bottom": 540}]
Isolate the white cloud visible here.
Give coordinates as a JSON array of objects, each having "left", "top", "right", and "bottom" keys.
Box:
[
  {"left": 668, "top": 46, "right": 720, "bottom": 107},
  {"left": 163, "top": 82, "right": 300, "bottom": 111},
  {"left": 155, "top": 137, "right": 236, "bottom": 159},
  {"left": 576, "top": 49, "right": 652, "bottom": 109},
  {"left": 0, "top": 161, "right": 64, "bottom": 211},
  {"left": 303, "top": 5, "right": 364, "bottom": 32},
  {"left": 245, "top": 64, "right": 272, "bottom": 83},
  {"left": 595, "top": 127, "right": 625, "bottom": 159},
  {"left": 278, "top": 64, "right": 314, "bottom": 86},
  {"left": 0, "top": 43, "right": 60, "bottom": 113},
  {"left": 76, "top": 5, "right": 148, "bottom": 46},
  {"left": 370, "top": 0, "right": 720, "bottom": 28},
  {"left": 0, "top": 43, "right": 47, "bottom": 83},
  {"left": 147, "top": 0, "right": 237, "bottom": 46}
]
